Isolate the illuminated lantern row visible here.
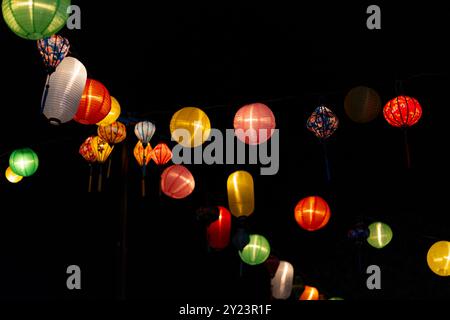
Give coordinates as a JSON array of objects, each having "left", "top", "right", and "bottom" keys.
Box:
[
  {"left": 79, "top": 136, "right": 97, "bottom": 163},
  {"left": 43, "top": 57, "right": 87, "bottom": 125},
  {"left": 97, "top": 96, "right": 121, "bottom": 126},
  {"left": 233, "top": 103, "right": 276, "bottom": 145},
  {"left": 74, "top": 79, "right": 112, "bottom": 125},
  {"left": 5, "top": 166, "right": 23, "bottom": 183},
  {"left": 98, "top": 121, "right": 127, "bottom": 145},
  {"left": 90, "top": 136, "right": 113, "bottom": 164},
  {"left": 37, "top": 35, "right": 70, "bottom": 73},
  {"left": 294, "top": 196, "right": 331, "bottom": 231},
  {"left": 133, "top": 141, "right": 152, "bottom": 167},
  {"left": 161, "top": 165, "right": 195, "bottom": 199},
  {"left": 150, "top": 143, "right": 172, "bottom": 166},
  {"left": 307, "top": 106, "right": 339, "bottom": 140},
  {"left": 344, "top": 86, "right": 381, "bottom": 123},
  {"left": 227, "top": 171, "right": 254, "bottom": 218},
  {"left": 206, "top": 206, "right": 232, "bottom": 250},
  {"left": 383, "top": 96, "right": 422, "bottom": 128},
  {"left": 427, "top": 241, "right": 450, "bottom": 277},
  {"left": 2, "top": 0, "right": 70, "bottom": 40},
  {"left": 366, "top": 222, "right": 393, "bottom": 249},
  {"left": 299, "top": 286, "right": 319, "bottom": 301},
  {"left": 239, "top": 234, "right": 271, "bottom": 266},
  {"left": 134, "top": 121, "right": 156, "bottom": 146},
  {"left": 170, "top": 107, "right": 211, "bottom": 148},
  {"left": 9, "top": 148, "right": 39, "bottom": 177},
  {"left": 271, "top": 261, "right": 294, "bottom": 300}
]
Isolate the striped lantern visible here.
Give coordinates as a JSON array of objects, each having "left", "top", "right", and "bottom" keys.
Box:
[
  {"left": 98, "top": 121, "right": 127, "bottom": 145},
  {"left": 134, "top": 121, "right": 156, "bottom": 146},
  {"left": 74, "top": 79, "right": 112, "bottom": 125},
  {"left": 150, "top": 143, "right": 172, "bottom": 166}
]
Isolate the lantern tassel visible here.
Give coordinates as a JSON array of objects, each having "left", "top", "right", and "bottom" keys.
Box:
[
  {"left": 322, "top": 141, "right": 331, "bottom": 183},
  {"left": 98, "top": 165, "right": 103, "bottom": 192},
  {"left": 88, "top": 164, "right": 93, "bottom": 193},
  {"left": 404, "top": 129, "right": 412, "bottom": 169},
  {"left": 40, "top": 74, "right": 51, "bottom": 114}
]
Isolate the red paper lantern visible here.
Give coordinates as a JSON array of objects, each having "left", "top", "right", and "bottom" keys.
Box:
[
  {"left": 207, "top": 206, "right": 232, "bottom": 250},
  {"left": 234, "top": 103, "right": 276, "bottom": 145},
  {"left": 294, "top": 196, "right": 331, "bottom": 231},
  {"left": 161, "top": 165, "right": 195, "bottom": 199},
  {"left": 383, "top": 96, "right": 422, "bottom": 128},
  {"left": 74, "top": 79, "right": 112, "bottom": 125},
  {"left": 79, "top": 136, "right": 97, "bottom": 163},
  {"left": 151, "top": 143, "right": 173, "bottom": 166}
]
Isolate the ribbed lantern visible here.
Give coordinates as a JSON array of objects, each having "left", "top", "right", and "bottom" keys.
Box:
[
  {"left": 90, "top": 136, "right": 113, "bottom": 164},
  {"left": 9, "top": 148, "right": 39, "bottom": 177},
  {"left": 5, "top": 166, "right": 23, "bottom": 183},
  {"left": 74, "top": 79, "right": 112, "bottom": 125},
  {"left": 98, "top": 121, "right": 127, "bottom": 145},
  {"left": 383, "top": 96, "right": 422, "bottom": 128},
  {"left": 294, "top": 196, "right": 331, "bottom": 231},
  {"left": 367, "top": 222, "right": 393, "bottom": 249},
  {"left": 344, "top": 86, "right": 381, "bottom": 123},
  {"left": 150, "top": 143, "right": 172, "bottom": 166},
  {"left": 133, "top": 141, "right": 152, "bottom": 167},
  {"left": 234, "top": 103, "right": 276, "bottom": 145},
  {"left": 307, "top": 106, "right": 339, "bottom": 140},
  {"left": 160, "top": 165, "right": 195, "bottom": 199},
  {"left": 170, "top": 107, "right": 211, "bottom": 148},
  {"left": 427, "top": 241, "right": 450, "bottom": 277},
  {"left": 42, "top": 57, "right": 87, "bottom": 125},
  {"left": 206, "top": 206, "right": 232, "bottom": 250},
  {"left": 79, "top": 136, "right": 97, "bottom": 163},
  {"left": 37, "top": 35, "right": 70, "bottom": 73},
  {"left": 2, "top": 0, "right": 70, "bottom": 40},
  {"left": 134, "top": 121, "right": 156, "bottom": 146},
  {"left": 271, "top": 261, "right": 294, "bottom": 300},
  {"left": 227, "top": 171, "right": 254, "bottom": 218},
  {"left": 239, "top": 234, "right": 271, "bottom": 266},
  {"left": 97, "top": 96, "right": 121, "bottom": 126}
]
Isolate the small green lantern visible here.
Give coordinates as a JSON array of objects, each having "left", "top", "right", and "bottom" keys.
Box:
[
  {"left": 239, "top": 234, "right": 270, "bottom": 266},
  {"left": 9, "top": 148, "right": 39, "bottom": 177},
  {"left": 367, "top": 222, "right": 393, "bottom": 249},
  {"left": 2, "top": 0, "right": 71, "bottom": 40}
]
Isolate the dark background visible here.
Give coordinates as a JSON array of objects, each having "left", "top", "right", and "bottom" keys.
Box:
[{"left": 1, "top": 1, "right": 449, "bottom": 301}]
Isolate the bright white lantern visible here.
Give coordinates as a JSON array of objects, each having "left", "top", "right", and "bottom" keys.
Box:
[{"left": 271, "top": 261, "right": 294, "bottom": 300}]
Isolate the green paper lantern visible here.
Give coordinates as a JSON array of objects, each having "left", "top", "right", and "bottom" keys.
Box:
[
  {"left": 239, "top": 234, "right": 270, "bottom": 266},
  {"left": 9, "top": 148, "right": 39, "bottom": 177},
  {"left": 367, "top": 222, "right": 393, "bottom": 249},
  {"left": 2, "top": 0, "right": 71, "bottom": 40}
]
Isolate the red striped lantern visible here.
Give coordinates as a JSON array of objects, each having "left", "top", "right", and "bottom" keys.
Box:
[
  {"left": 234, "top": 103, "right": 276, "bottom": 145},
  {"left": 294, "top": 196, "right": 331, "bottom": 231},
  {"left": 383, "top": 96, "right": 422, "bottom": 128},
  {"left": 207, "top": 207, "right": 232, "bottom": 250},
  {"left": 150, "top": 143, "right": 172, "bottom": 166},
  {"left": 161, "top": 165, "right": 195, "bottom": 199},
  {"left": 74, "top": 79, "right": 112, "bottom": 125}
]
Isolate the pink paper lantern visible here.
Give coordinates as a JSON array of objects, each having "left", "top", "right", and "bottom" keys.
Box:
[
  {"left": 234, "top": 103, "right": 276, "bottom": 145},
  {"left": 161, "top": 165, "right": 195, "bottom": 199}
]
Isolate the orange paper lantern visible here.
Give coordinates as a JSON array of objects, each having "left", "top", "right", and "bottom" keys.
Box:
[
  {"left": 299, "top": 286, "right": 319, "bottom": 301},
  {"left": 383, "top": 96, "right": 422, "bottom": 128},
  {"left": 98, "top": 121, "right": 127, "bottom": 145},
  {"left": 74, "top": 79, "right": 112, "bottom": 125},
  {"left": 294, "top": 196, "right": 331, "bottom": 231},
  {"left": 133, "top": 141, "right": 152, "bottom": 167},
  {"left": 150, "top": 143, "right": 173, "bottom": 166}
]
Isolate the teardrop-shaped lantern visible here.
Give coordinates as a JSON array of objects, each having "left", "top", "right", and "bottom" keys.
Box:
[
  {"left": 306, "top": 106, "right": 339, "bottom": 140},
  {"left": 227, "top": 171, "right": 255, "bottom": 218},
  {"left": 74, "top": 79, "right": 112, "bottom": 125},
  {"left": 37, "top": 35, "right": 70, "bottom": 73},
  {"left": 90, "top": 136, "right": 113, "bottom": 164},
  {"left": 134, "top": 121, "right": 156, "bottom": 146},
  {"left": 133, "top": 141, "right": 152, "bottom": 167},
  {"left": 150, "top": 143, "right": 172, "bottom": 166},
  {"left": 98, "top": 121, "right": 127, "bottom": 145}
]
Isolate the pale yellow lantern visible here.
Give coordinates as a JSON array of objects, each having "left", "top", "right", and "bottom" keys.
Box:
[{"left": 227, "top": 171, "right": 254, "bottom": 217}]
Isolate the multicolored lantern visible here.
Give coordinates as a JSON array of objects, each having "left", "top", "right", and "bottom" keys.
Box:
[
  {"left": 5, "top": 166, "right": 23, "bottom": 183},
  {"left": 170, "top": 107, "right": 211, "bottom": 148},
  {"left": 294, "top": 196, "right": 331, "bottom": 231},
  {"left": 161, "top": 165, "right": 195, "bottom": 199},
  {"left": 227, "top": 171, "right": 254, "bottom": 218},
  {"left": 37, "top": 35, "right": 70, "bottom": 73},
  {"left": 427, "top": 241, "right": 450, "bottom": 277},
  {"left": 271, "top": 261, "right": 294, "bottom": 300},
  {"left": 97, "top": 97, "right": 121, "bottom": 126},
  {"left": 79, "top": 136, "right": 97, "bottom": 192},
  {"left": 2, "top": 0, "right": 70, "bottom": 40},
  {"left": 299, "top": 286, "right": 319, "bottom": 301},
  {"left": 9, "top": 148, "right": 39, "bottom": 177},
  {"left": 90, "top": 136, "right": 113, "bottom": 164},
  {"left": 367, "top": 222, "right": 393, "bottom": 249},
  {"left": 206, "top": 206, "right": 232, "bottom": 250},
  {"left": 98, "top": 121, "right": 127, "bottom": 145},
  {"left": 233, "top": 103, "right": 276, "bottom": 145},
  {"left": 150, "top": 143, "right": 172, "bottom": 166},
  {"left": 239, "top": 234, "right": 271, "bottom": 266},
  {"left": 134, "top": 121, "right": 156, "bottom": 146},
  {"left": 383, "top": 96, "right": 422, "bottom": 128},
  {"left": 344, "top": 86, "right": 381, "bottom": 123},
  {"left": 307, "top": 105, "right": 339, "bottom": 140},
  {"left": 74, "top": 79, "right": 112, "bottom": 125}
]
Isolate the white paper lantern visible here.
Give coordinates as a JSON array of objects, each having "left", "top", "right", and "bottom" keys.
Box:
[
  {"left": 271, "top": 261, "right": 294, "bottom": 300},
  {"left": 134, "top": 121, "right": 156, "bottom": 145},
  {"left": 43, "top": 57, "right": 87, "bottom": 125}
]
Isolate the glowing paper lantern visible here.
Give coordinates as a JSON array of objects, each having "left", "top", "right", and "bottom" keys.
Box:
[
  {"left": 206, "top": 206, "right": 232, "bottom": 250},
  {"left": 150, "top": 143, "right": 172, "bottom": 166},
  {"left": 37, "top": 35, "right": 70, "bottom": 73},
  {"left": 97, "top": 97, "right": 121, "bottom": 126},
  {"left": 294, "top": 196, "right": 331, "bottom": 231},
  {"left": 134, "top": 121, "right": 156, "bottom": 146},
  {"left": 90, "top": 136, "right": 113, "bottom": 164},
  {"left": 43, "top": 57, "right": 87, "bottom": 125},
  {"left": 5, "top": 166, "right": 23, "bottom": 183},
  {"left": 299, "top": 286, "right": 319, "bottom": 301},
  {"left": 427, "top": 241, "right": 450, "bottom": 277},
  {"left": 2, "top": 0, "right": 70, "bottom": 40},
  {"left": 234, "top": 103, "right": 276, "bottom": 145},
  {"left": 227, "top": 171, "right": 254, "bottom": 218},
  {"left": 383, "top": 96, "right": 422, "bottom": 128},
  {"left": 344, "top": 86, "right": 381, "bottom": 123},
  {"left": 239, "top": 234, "right": 271, "bottom": 266},
  {"left": 170, "top": 107, "right": 211, "bottom": 148},
  {"left": 79, "top": 136, "right": 97, "bottom": 163},
  {"left": 307, "top": 106, "right": 339, "bottom": 140},
  {"left": 161, "top": 165, "right": 195, "bottom": 199},
  {"left": 271, "top": 261, "right": 294, "bottom": 300},
  {"left": 367, "top": 222, "right": 393, "bottom": 249},
  {"left": 133, "top": 141, "right": 152, "bottom": 167},
  {"left": 98, "top": 121, "right": 127, "bottom": 145},
  {"left": 74, "top": 79, "right": 112, "bottom": 125},
  {"left": 9, "top": 148, "right": 39, "bottom": 177}
]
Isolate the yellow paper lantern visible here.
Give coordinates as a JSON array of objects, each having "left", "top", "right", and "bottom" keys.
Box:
[
  {"left": 97, "top": 96, "right": 121, "bottom": 126},
  {"left": 90, "top": 136, "right": 114, "bottom": 164},
  {"left": 427, "top": 241, "right": 450, "bottom": 277},
  {"left": 170, "top": 107, "right": 211, "bottom": 148},
  {"left": 227, "top": 171, "right": 254, "bottom": 217},
  {"left": 5, "top": 166, "right": 23, "bottom": 183}
]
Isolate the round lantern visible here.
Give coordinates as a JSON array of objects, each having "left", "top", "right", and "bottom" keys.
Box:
[
  {"left": 98, "top": 121, "right": 127, "bottom": 145},
  {"left": 271, "top": 261, "right": 294, "bottom": 300},
  {"left": 2, "top": 0, "right": 70, "bottom": 40},
  {"left": 134, "top": 121, "right": 156, "bottom": 146},
  {"left": 161, "top": 165, "right": 195, "bottom": 199},
  {"left": 37, "top": 35, "right": 70, "bottom": 73},
  {"left": 306, "top": 106, "right": 339, "bottom": 140},
  {"left": 74, "top": 79, "right": 112, "bottom": 125},
  {"left": 239, "top": 234, "right": 271, "bottom": 266},
  {"left": 97, "top": 97, "right": 121, "bottom": 126},
  {"left": 206, "top": 206, "right": 232, "bottom": 250},
  {"left": 299, "top": 286, "right": 319, "bottom": 301},
  {"left": 383, "top": 96, "right": 422, "bottom": 128},
  {"left": 233, "top": 103, "right": 276, "bottom": 145},
  {"left": 90, "top": 136, "right": 113, "bottom": 164},
  {"left": 133, "top": 141, "right": 152, "bottom": 167},
  {"left": 150, "top": 143, "right": 172, "bottom": 166},
  {"left": 170, "top": 107, "right": 211, "bottom": 148},
  {"left": 9, "top": 148, "right": 39, "bottom": 177},
  {"left": 344, "top": 86, "right": 381, "bottom": 123},
  {"left": 367, "top": 222, "right": 393, "bottom": 249},
  {"left": 294, "top": 196, "right": 331, "bottom": 231},
  {"left": 427, "top": 241, "right": 450, "bottom": 277},
  {"left": 227, "top": 171, "right": 254, "bottom": 218},
  {"left": 43, "top": 57, "right": 87, "bottom": 125},
  {"left": 79, "top": 136, "right": 97, "bottom": 163},
  {"left": 5, "top": 166, "right": 23, "bottom": 183}
]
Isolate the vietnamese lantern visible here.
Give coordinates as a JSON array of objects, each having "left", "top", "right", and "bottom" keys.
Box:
[
  {"left": 5, "top": 166, "right": 23, "bottom": 183},
  {"left": 239, "top": 234, "right": 271, "bottom": 266},
  {"left": 344, "top": 86, "right": 381, "bottom": 123},
  {"left": 9, "top": 148, "right": 39, "bottom": 177},
  {"left": 234, "top": 103, "right": 276, "bottom": 145},
  {"left": 134, "top": 121, "right": 155, "bottom": 146},
  {"left": 170, "top": 107, "right": 211, "bottom": 148},
  {"left": 206, "top": 206, "right": 232, "bottom": 250},
  {"left": 74, "top": 79, "right": 112, "bottom": 125},
  {"left": 367, "top": 222, "right": 393, "bottom": 249},
  {"left": 150, "top": 143, "right": 172, "bottom": 166},
  {"left": 42, "top": 57, "right": 87, "bottom": 125},
  {"left": 299, "top": 286, "right": 319, "bottom": 301},
  {"left": 294, "top": 196, "right": 331, "bottom": 231},
  {"left": 133, "top": 141, "right": 152, "bottom": 167},
  {"left": 307, "top": 105, "right": 339, "bottom": 140},
  {"left": 161, "top": 165, "right": 195, "bottom": 199},
  {"left": 79, "top": 136, "right": 97, "bottom": 192},
  {"left": 427, "top": 241, "right": 450, "bottom": 277},
  {"left": 2, "top": 0, "right": 70, "bottom": 40},
  {"left": 97, "top": 97, "right": 121, "bottom": 126},
  {"left": 383, "top": 96, "right": 422, "bottom": 128},
  {"left": 271, "top": 261, "right": 294, "bottom": 300},
  {"left": 90, "top": 136, "right": 113, "bottom": 164},
  {"left": 227, "top": 171, "right": 254, "bottom": 218},
  {"left": 37, "top": 35, "right": 70, "bottom": 74},
  {"left": 98, "top": 121, "right": 127, "bottom": 145}
]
